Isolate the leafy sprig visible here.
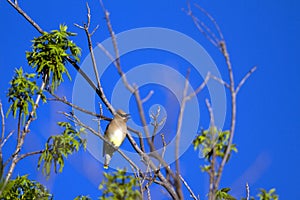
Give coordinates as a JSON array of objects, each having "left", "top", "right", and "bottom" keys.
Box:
[
  {"left": 38, "top": 122, "right": 86, "bottom": 177},
  {"left": 26, "top": 25, "right": 81, "bottom": 92}
]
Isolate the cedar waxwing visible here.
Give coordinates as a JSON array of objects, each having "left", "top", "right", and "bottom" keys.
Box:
[{"left": 103, "top": 109, "right": 130, "bottom": 169}]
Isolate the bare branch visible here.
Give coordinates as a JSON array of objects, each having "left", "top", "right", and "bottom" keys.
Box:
[
  {"left": 159, "top": 134, "right": 167, "bottom": 170},
  {"left": 193, "top": 4, "right": 224, "bottom": 41},
  {"left": 0, "top": 101, "right": 5, "bottom": 142},
  {"left": 1, "top": 131, "right": 14, "bottom": 148},
  {"left": 75, "top": 3, "right": 115, "bottom": 115},
  {"left": 184, "top": 2, "right": 218, "bottom": 48},
  {"left": 186, "top": 72, "right": 210, "bottom": 101},
  {"left": 147, "top": 186, "right": 151, "bottom": 200},
  {"left": 125, "top": 132, "right": 178, "bottom": 199},
  {"left": 205, "top": 99, "right": 217, "bottom": 200},
  {"left": 127, "top": 127, "right": 145, "bottom": 152},
  {"left": 150, "top": 106, "right": 166, "bottom": 143},
  {"left": 17, "top": 150, "right": 44, "bottom": 162},
  {"left": 133, "top": 87, "right": 155, "bottom": 152},
  {"left": 215, "top": 41, "right": 236, "bottom": 190},
  {"left": 100, "top": 0, "right": 121, "bottom": 69},
  {"left": 209, "top": 74, "right": 230, "bottom": 89},
  {"left": 179, "top": 174, "right": 199, "bottom": 200},
  {"left": 174, "top": 69, "right": 191, "bottom": 199},
  {"left": 205, "top": 99, "right": 215, "bottom": 129},
  {"left": 6, "top": 0, "right": 44, "bottom": 34},
  {"left": 47, "top": 92, "right": 111, "bottom": 121},
  {"left": 246, "top": 183, "right": 250, "bottom": 200},
  {"left": 99, "top": 1, "right": 135, "bottom": 93},
  {"left": 141, "top": 90, "right": 154, "bottom": 104},
  {"left": 236, "top": 66, "right": 257, "bottom": 94},
  {"left": 91, "top": 25, "right": 100, "bottom": 36}
]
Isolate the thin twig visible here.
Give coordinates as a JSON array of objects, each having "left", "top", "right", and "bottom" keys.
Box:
[
  {"left": 246, "top": 183, "right": 250, "bottom": 200},
  {"left": 99, "top": 1, "right": 135, "bottom": 93},
  {"left": 193, "top": 4, "right": 224, "bottom": 41},
  {"left": 146, "top": 184, "right": 151, "bottom": 200},
  {"left": 215, "top": 41, "right": 236, "bottom": 190},
  {"left": 141, "top": 90, "right": 154, "bottom": 104},
  {"left": 236, "top": 66, "right": 257, "bottom": 94},
  {"left": 205, "top": 99, "right": 216, "bottom": 200},
  {"left": 179, "top": 174, "right": 199, "bottom": 200},
  {"left": 6, "top": 0, "right": 44, "bottom": 34},
  {"left": 133, "top": 87, "right": 155, "bottom": 152},
  {"left": 17, "top": 150, "right": 44, "bottom": 162},
  {"left": 127, "top": 127, "right": 145, "bottom": 152},
  {"left": 174, "top": 69, "right": 191, "bottom": 200},
  {"left": 99, "top": 0, "right": 121, "bottom": 70},
  {"left": 47, "top": 92, "right": 111, "bottom": 121},
  {"left": 185, "top": 2, "right": 218, "bottom": 48},
  {"left": 75, "top": 3, "right": 115, "bottom": 115},
  {"left": 126, "top": 132, "right": 178, "bottom": 199},
  {"left": 159, "top": 134, "right": 167, "bottom": 169},
  {"left": 209, "top": 74, "right": 230, "bottom": 89},
  {"left": 1, "top": 131, "right": 15, "bottom": 148},
  {"left": 186, "top": 72, "right": 210, "bottom": 101},
  {"left": 150, "top": 106, "right": 165, "bottom": 143},
  {"left": 0, "top": 101, "right": 5, "bottom": 142}
]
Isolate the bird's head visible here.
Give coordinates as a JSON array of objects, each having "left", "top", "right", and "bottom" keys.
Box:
[{"left": 115, "top": 109, "right": 130, "bottom": 122}]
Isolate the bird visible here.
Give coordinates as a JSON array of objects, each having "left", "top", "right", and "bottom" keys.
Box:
[{"left": 103, "top": 109, "right": 130, "bottom": 169}]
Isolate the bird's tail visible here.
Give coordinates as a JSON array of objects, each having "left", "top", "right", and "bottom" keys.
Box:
[{"left": 104, "top": 154, "right": 111, "bottom": 169}]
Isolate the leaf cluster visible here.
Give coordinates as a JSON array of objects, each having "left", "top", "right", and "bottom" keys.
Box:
[
  {"left": 242, "top": 188, "right": 279, "bottom": 200},
  {"left": 26, "top": 25, "right": 81, "bottom": 92},
  {"left": 38, "top": 122, "right": 86, "bottom": 177},
  {"left": 257, "top": 188, "right": 278, "bottom": 200},
  {"left": 74, "top": 195, "right": 92, "bottom": 200},
  {"left": 193, "top": 127, "right": 237, "bottom": 164},
  {"left": 0, "top": 175, "right": 53, "bottom": 200},
  {"left": 99, "top": 169, "right": 142, "bottom": 200},
  {"left": 6, "top": 67, "right": 45, "bottom": 122},
  {"left": 216, "top": 188, "right": 236, "bottom": 200}
]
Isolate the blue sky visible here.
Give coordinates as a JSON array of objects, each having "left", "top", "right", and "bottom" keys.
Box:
[{"left": 0, "top": 0, "right": 300, "bottom": 199}]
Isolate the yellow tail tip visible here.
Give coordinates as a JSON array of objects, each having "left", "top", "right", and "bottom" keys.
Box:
[{"left": 103, "top": 165, "right": 108, "bottom": 169}]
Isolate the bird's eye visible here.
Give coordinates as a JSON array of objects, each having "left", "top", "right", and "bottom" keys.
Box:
[{"left": 120, "top": 113, "right": 130, "bottom": 118}]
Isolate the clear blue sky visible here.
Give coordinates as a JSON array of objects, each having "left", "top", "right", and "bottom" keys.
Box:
[{"left": 0, "top": 0, "right": 299, "bottom": 199}]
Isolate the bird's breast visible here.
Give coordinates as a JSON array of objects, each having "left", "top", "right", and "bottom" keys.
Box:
[{"left": 108, "top": 129, "right": 125, "bottom": 147}]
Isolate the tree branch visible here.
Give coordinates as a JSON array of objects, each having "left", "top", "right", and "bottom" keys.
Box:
[
  {"left": 1, "top": 131, "right": 14, "bottom": 149},
  {"left": 74, "top": 3, "right": 115, "bottom": 115},
  {"left": 215, "top": 41, "right": 236, "bottom": 189},
  {"left": 209, "top": 74, "right": 230, "bottom": 89},
  {"left": 174, "top": 69, "right": 191, "bottom": 200},
  {"left": 0, "top": 73, "right": 48, "bottom": 195},
  {"left": 0, "top": 101, "right": 5, "bottom": 143},
  {"left": 17, "top": 150, "right": 44, "bottom": 162},
  {"left": 6, "top": 0, "right": 44, "bottom": 34},
  {"left": 236, "top": 66, "right": 257, "bottom": 94},
  {"left": 205, "top": 99, "right": 217, "bottom": 200},
  {"left": 179, "top": 174, "right": 199, "bottom": 200}
]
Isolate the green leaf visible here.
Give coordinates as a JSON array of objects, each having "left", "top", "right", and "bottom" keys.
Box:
[
  {"left": 38, "top": 121, "right": 86, "bottom": 177},
  {"left": 26, "top": 25, "right": 81, "bottom": 92},
  {"left": 6, "top": 67, "right": 42, "bottom": 122},
  {"left": 216, "top": 188, "right": 236, "bottom": 200},
  {"left": 99, "top": 169, "right": 142, "bottom": 200},
  {"left": 0, "top": 175, "right": 53, "bottom": 199}
]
